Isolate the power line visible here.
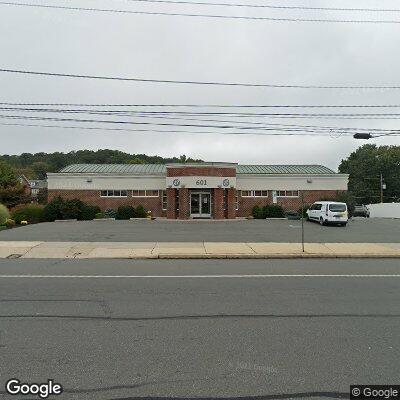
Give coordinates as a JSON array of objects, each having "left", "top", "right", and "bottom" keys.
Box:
[
  {"left": 0, "top": 121, "right": 358, "bottom": 136},
  {"left": 5, "top": 106, "right": 400, "bottom": 119},
  {"left": 2, "top": 121, "right": 398, "bottom": 138},
  {"left": 1, "top": 1, "right": 400, "bottom": 23},
  {"left": 1, "top": 114, "right": 398, "bottom": 136},
  {"left": 117, "top": 0, "right": 400, "bottom": 13},
  {"left": 3, "top": 102, "right": 400, "bottom": 108},
  {"left": 1, "top": 68, "right": 400, "bottom": 90}
]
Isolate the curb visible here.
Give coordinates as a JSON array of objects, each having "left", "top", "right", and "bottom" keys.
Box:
[
  {"left": 155, "top": 254, "right": 400, "bottom": 259},
  {"left": 66, "top": 254, "right": 400, "bottom": 260},
  {"left": 4, "top": 254, "right": 400, "bottom": 260}
]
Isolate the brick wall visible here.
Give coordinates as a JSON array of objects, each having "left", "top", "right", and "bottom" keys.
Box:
[
  {"left": 48, "top": 189, "right": 165, "bottom": 217},
  {"left": 166, "top": 188, "right": 177, "bottom": 219},
  {"left": 213, "top": 188, "right": 224, "bottom": 219},
  {"left": 167, "top": 166, "right": 236, "bottom": 177},
  {"left": 178, "top": 188, "right": 190, "bottom": 219},
  {"left": 237, "top": 190, "right": 341, "bottom": 217},
  {"left": 49, "top": 188, "right": 343, "bottom": 219},
  {"left": 226, "top": 188, "right": 236, "bottom": 219}
]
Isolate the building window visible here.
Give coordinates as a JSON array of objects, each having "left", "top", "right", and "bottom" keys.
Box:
[
  {"left": 132, "top": 190, "right": 159, "bottom": 197},
  {"left": 100, "top": 190, "right": 128, "bottom": 197},
  {"left": 276, "top": 190, "right": 299, "bottom": 197},
  {"left": 241, "top": 190, "right": 268, "bottom": 197},
  {"left": 162, "top": 190, "right": 167, "bottom": 210},
  {"left": 223, "top": 189, "right": 227, "bottom": 211}
]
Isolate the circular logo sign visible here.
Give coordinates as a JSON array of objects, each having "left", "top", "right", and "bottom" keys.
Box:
[
  {"left": 222, "top": 179, "right": 230, "bottom": 187},
  {"left": 173, "top": 179, "right": 181, "bottom": 187}
]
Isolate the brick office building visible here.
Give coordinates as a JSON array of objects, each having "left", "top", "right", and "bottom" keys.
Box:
[{"left": 47, "top": 163, "right": 348, "bottom": 219}]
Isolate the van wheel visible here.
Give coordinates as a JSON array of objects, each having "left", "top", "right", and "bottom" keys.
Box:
[
  {"left": 341, "top": 223, "right": 347, "bottom": 227},
  {"left": 319, "top": 218, "right": 325, "bottom": 226}
]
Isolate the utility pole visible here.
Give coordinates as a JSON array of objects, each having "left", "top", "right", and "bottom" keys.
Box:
[{"left": 380, "top": 173, "right": 384, "bottom": 203}]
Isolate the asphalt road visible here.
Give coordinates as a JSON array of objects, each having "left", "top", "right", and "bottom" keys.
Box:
[
  {"left": 0, "top": 258, "right": 399, "bottom": 400},
  {"left": 0, "top": 218, "right": 399, "bottom": 243}
]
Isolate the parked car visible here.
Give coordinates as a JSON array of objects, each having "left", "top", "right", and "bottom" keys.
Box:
[
  {"left": 306, "top": 201, "right": 348, "bottom": 226},
  {"left": 353, "top": 204, "right": 370, "bottom": 217}
]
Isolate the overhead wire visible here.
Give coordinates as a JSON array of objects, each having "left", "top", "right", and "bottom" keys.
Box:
[
  {"left": 1, "top": 114, "right": 399, "bottom": 137},
  {"left": 112, "top": 0, "right": 400, "bottom": 13},
  {"left": 2, "top": 1, "right": 400, "bottom": 24},
  {"left": 1, "top": 68, "right": 400, "bottom": 90},
  {"left": 3, "top": 102, "right": 400, "bottom": 108}
]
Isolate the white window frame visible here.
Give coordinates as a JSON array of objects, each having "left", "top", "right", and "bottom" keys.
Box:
[
  {"left": 100, "top": 190, "right": 128, "bottom": 198},
  {"left": 162, "top": 190, "right": 167, "bottom": 210},
  {"left": 132, "top": 190, "right": 160, "bottom": 198},
  {"left": 276, "top": 190, "right": 299, "bottom": 198},
  {"left": 241, "top": 190, "right": 269, "bottom": 198}
]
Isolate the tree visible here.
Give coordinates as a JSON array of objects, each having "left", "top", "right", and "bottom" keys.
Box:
[
  {"left": 0, "top": 150, "right": 204, "bottom": 172},
  {"left": 128, "top": 157, "right": 145, "bottom": 164},
  {"left": 339, "top": 144, "right": 400, "bottom": 204},
  {"left": 0, "top": 161, "right": 25, "bottom": 207},
  {"left": 31, "top": 161, "right": 52, "bottom": 179}
]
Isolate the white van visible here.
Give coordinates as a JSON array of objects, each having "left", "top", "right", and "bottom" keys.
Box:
[{"left": 306, "top": 201, "right": 348, "bottom": 226}]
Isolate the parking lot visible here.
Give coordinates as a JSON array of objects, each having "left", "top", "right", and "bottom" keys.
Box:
[{"left": 0, "top": 217, "right": 398, "bottom": 243}]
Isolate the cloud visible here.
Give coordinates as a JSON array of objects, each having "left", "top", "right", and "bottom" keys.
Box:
[{"left": 0, "top": 0, "right": 399, "bottom": 169}]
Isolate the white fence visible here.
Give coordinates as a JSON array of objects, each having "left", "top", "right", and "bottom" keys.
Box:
[{"left": 366, "top": 203, "right": 400, "bottom": 219}]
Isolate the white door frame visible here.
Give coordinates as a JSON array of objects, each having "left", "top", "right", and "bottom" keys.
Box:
[{"left": 190, "top": 191, "right": 212, "bottom": 218}]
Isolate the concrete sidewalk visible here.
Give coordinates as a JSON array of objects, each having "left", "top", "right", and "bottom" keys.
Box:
[{"left": 1, "top": 241, "right": 400, "bottom": 259}]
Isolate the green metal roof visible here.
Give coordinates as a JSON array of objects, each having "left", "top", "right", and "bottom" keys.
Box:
[
  {"left": 59, "top": 164, "right": 336, "bottom": 175},
  {"left": 236, "top": 164, "right": 335, "bottom": 174},
  {"left": 59, "top": 164, "right": 167, "bottom": 174}
]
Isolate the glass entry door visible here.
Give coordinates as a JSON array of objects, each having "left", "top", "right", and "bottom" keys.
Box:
[{"left": 190, "top": 192, "right": 211, "bottom": 218}]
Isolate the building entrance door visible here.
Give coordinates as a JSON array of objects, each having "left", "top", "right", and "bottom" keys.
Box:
[{"left": 190, "top": 192, "right": 211, "bottom": 218}]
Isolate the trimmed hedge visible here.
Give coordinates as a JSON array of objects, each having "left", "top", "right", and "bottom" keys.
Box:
[
  {"left": 82, "top": 204, "right": 101, "bottom": 221},
  {"left": 117, "top": 205, "right": 135, "bottom": 220},
  {"left": 43, "top": 196, "right": 64, "bottom": 222},
  {"left": 264, "top": 204, "right": 284, "bottom": 218},
  {"left": 252, "top": 204, "right": 285, "bottom": 219},
  {"left": 135, "top": 205, "right": 147, "bottom": 218},
  {"left": 252, "top": 205, "right": 264, "bottom": 219},
  {"left": 12, "top": 204, "right": 44, "bottom": 224},
  {"left": 0, "top": 203, "right": 10, "bottom": 225},
  {"left": 104, "top": 208, "right": 117, "bottom": 219},
  {"left": 43, "top": 197, "right": 101, "bottom": 221}
]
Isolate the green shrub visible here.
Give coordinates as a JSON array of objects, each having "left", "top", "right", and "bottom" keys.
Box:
[
  {"left": 104, "top": 208, "right": 117, "bottom": 219},
  {"left": 43, "top": 196, "right": 64, "bottom": 222},
  {"left": 60, "top": 199, "right": 86, "bottom": 220},
  {"left": 135, "top": 205, "right": 147, "bottom": 218},
  {"left": 12, "top": 204, "right": 44, "bottom": 224},
  {"left": 0, "top": 204, "right": 10, "bottom": 225},
  {"left": 285, "top": 210, "right": 299, "bottom": 220},
  {"left": 5, "top": 218, "right": 16, "bottom": 228},
  {"left": 252, "top": 205, "right": 264, "bottom": 219},
  {"left": 298, "top": 204, "right": 310, "bottom": 219},
  {"left": 117, "top": 205, "right": 135, "bottom": 220},
  {"left": 82, "top": 204, "right": 101, "bottom": 220},
  {"left": 95, "top": 212, "right": 105, "bottom": 219},
  {"left": 335, "top": 191, "right": 355, "bottom": 216},
  {"left": 263, "top": 204, "right": 284, "bottom": 218}
]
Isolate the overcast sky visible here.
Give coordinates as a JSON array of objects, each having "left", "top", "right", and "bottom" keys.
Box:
[{"left": 1, "top": 0, "right": 400, "bottom": 170}]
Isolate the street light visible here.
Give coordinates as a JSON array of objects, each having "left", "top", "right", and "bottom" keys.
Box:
[{"left": 353, "top": 133, "right": 372, "bottom": 139}]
